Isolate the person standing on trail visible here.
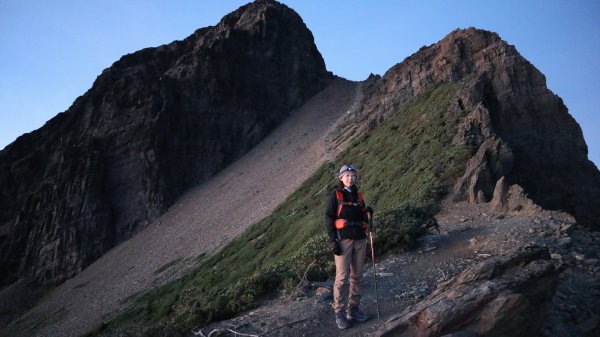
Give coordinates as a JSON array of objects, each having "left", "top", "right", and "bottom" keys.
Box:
[{"left": 324, "top": 164, "right": 374, "bottom": 329}]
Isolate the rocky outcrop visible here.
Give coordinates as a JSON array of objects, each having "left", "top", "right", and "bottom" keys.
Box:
[
  {"left": 453, "top": 137, "right": 513, "bottom": 204},
  {"left": 0, "top": 0, "right": 333, "bottom": 285},
  {"left": 373, "top": 241, "right": 600, "bottom": 337},
  {"left": 373, "top": 246, "right": 559, "bottom": 337},
  {"left": 357, "top": 28, "right": 600, "bottom": 229},
  {"left": 490, "top": 179, "right": 542, "bottom": 215}
]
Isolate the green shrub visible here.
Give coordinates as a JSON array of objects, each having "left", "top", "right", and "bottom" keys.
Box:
[{"left": 372, "top": 203, "right": 439, "bottom": 256}]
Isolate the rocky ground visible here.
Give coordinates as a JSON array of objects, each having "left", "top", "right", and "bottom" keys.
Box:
[{"left": 197, "top": 201, "right": 599, "bottom": 337}]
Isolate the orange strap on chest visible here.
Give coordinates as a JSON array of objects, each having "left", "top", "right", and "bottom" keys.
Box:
[
  {"left": 336, "top": 190, "right": 364, "bottom": 216},
  {"left": 335, "top": 190, "right": 367, "bottom": 230}
]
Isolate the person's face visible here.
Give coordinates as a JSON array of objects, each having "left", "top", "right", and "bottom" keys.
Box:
[{"left": 341, "top": 172, "right": 357, "bottom": 188}]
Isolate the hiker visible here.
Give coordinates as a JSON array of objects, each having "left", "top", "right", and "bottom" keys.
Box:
[{"left": 324, "top": 164, "right": 374, "bottom": 329}]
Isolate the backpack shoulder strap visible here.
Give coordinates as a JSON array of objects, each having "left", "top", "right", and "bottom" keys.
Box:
[
  {"left": 335, "top": 190, "right": 344, "bottom": 217},
  {"left": 357, "top": 192, "right": 367, "bottom": 212}
]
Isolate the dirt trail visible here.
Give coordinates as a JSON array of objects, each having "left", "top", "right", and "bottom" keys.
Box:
[
  {"left": 17, "top": 78, "right": 363, "bottom": 337},
  {"left": 199, "top": 201, "right": 578, "bottom": 337}
]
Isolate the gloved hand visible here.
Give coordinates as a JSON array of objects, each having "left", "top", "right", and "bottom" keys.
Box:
[
  {"left": 366, "top": 206, "right": 374, "bottom": 216},
  {"left": 331, "top": 240, "right": 342, "bottom": 256}
]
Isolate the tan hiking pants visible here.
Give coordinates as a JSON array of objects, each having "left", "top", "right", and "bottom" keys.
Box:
[{"left": 332, "top": 238, "right": 367, "bottom": 312}]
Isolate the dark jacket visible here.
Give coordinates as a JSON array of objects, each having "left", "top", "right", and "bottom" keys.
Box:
[{"left": 324, "top": 186, "right": 369, "bottom": 243}]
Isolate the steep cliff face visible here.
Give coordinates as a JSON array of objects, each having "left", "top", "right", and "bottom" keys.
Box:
[
  {"left": 358, "top": 28, "right": 600, "bottom": 229},
  {"left": 0, "top": 0, "right": 332, "bottom": 285}
]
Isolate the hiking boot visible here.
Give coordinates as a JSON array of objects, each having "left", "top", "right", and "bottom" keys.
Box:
[
  {"left": 335, "top": 310, "right": 350, "bottom": 329},
  {"left": 347, "top": 306, "right": 368, "bottom": 322}
]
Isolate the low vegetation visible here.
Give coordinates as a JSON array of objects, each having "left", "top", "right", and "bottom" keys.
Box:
[{"left": 87, "top": 82, "right": 475, "bottom": 336}]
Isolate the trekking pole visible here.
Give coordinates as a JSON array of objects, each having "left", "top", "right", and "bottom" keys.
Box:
[{"left": 368, "top": 212, "right": 380, "bottom": 319}]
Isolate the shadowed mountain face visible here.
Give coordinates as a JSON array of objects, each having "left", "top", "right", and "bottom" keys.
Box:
[
  {"left": 358, "top": 28, "right": 600, "bottom": 229},
  {"left": 0, "top": 0, "right": 332, "bottom": 285}
]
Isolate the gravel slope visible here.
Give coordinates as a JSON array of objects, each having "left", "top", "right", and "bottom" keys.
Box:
[{"left": 15, "top": 78, "right": 363, "bottom": 337}]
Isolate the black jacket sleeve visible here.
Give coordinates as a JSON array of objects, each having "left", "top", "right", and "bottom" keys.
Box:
[{"left": 324, "top": 190, "right": 338, "bottom": 243}]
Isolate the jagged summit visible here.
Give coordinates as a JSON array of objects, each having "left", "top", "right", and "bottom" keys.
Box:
[{"left": 216, "top": 0, "right": 301, "bottom": 32}]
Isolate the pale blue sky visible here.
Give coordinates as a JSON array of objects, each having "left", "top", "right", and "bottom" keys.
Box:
[{"left": 1, "top": 0, "right": 598, "bottom": 167}]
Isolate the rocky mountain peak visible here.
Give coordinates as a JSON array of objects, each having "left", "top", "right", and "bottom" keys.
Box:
[
  {"left": 187, "top": 0, "right": 312, "bottom": 46},
  {"left": 357, "top": 27, "right": 599, "bottom": 229},
  {"left": 0, "top": 0, "right": 332, "bottom": 286},
  {"left": 220, "top": 0, "right": 296, "bottom": 29}
]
